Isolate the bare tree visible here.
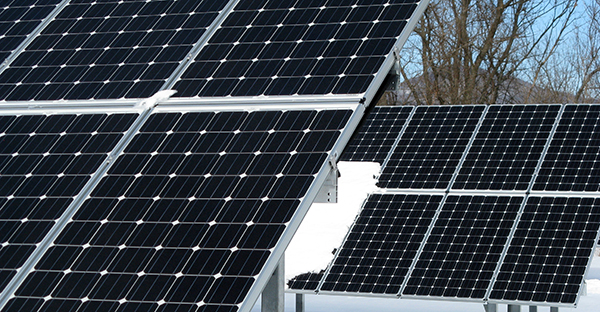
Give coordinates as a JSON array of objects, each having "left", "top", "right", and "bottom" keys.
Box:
[{"left": 396, "top": 0, "right": 578, "bottom": 105}]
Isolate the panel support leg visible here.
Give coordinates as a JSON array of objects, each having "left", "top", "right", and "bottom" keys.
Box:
[
  {"left": 295, "top": 293, "right": 305, "bottom": 312},
  {"left": 550, "top": 307, "right": 559, "bottom": 312},
  {"left": 508, "top": 305, "right": 521, "bottom": 312},
  {"left": 484, "top": 303, "right": 497, "bottom": 312},
  {"left": 262, "top": 258, "right": 284, "bottom": 312},
  {"left": 529, "top": 306, "right": 537, "bottom": 312}
]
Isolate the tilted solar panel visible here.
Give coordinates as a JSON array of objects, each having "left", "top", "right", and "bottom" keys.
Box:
[
  {"left": 452, "top": 105, "right": 560, "bottom": 191},
  {"left": 378, "top": 105, "right": 484, "bottom": 190},
  {"left": 340, "top": 105, "right": 413, "bottom": 163},
  {"left": 0, "top": 0, "right": 228, "bottom": 101},
  {"left": 533, "top": 104, "right": 600, "bottom": 192},
  {"left": 174, "top": 0, "right": 420, "bottom": 97},
  {"left": 0, "top": 112, "right": 137, "bottom": 295},
  {"left": 319, "top": 194, "right": 442, "bottom": 295},
  {"left": 489, "top": 196, "right": 600, "bottom": 305},
  {"left": 402, "top": 196, "right": 523, "bottom": 300},
  {"left": 3, "top": 108, "right": 354, "bottom": 312}
]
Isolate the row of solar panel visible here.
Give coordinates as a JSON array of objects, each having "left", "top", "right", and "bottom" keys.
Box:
[
  {"left": 0, "top": 107, "right": 354, "bottom": 312},
  {"left": 289, "top": 193, "right": 600, "bottom": 306},
  {"left": 0, "top": 0, "right": 420, "bottom": 101},
  {"left": 342, "top": 104, "right": 600, "bottom": 193}
]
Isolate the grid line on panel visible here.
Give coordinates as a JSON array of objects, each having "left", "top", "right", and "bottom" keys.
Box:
[
  {"left": 173, "top": 0, "right": 422, "bottom": 97},
  {"left": 532, "top": 104, "right": 600, "bottom": 192},
  {"left": 5, "top": 108, "right": 354, "bottom": 312},
  {"left": 378, "top": 105, "right": 486, "bottom": 190},
  {"left": 0, "top": 111, "right": 138, "bottom": 310},
  {"left": 489, "top": 196, "right": 600, "bottom": 305},
  {"left": 317, "top": 193, "right": 444, "bottom": 296},
  {"left": 452, "top": 105, "right": 561, "bottom": 192},
  {"left": 0, "top": 0, "right": 229, "bottom": 102},
  {"left": 0, "top": 0, "right": 67, "bottom": 70}
]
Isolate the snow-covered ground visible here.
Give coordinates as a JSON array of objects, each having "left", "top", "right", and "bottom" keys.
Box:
[{"left": 253, "top": 162, "right": 600, "bottom": 311}]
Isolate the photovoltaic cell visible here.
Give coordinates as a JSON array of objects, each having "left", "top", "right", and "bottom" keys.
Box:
[
  {"left": 5, "top": 109, "right": 352, "bottom": 312},
  {"left": 452, "top": 105, "right": 560, "bottom": 191},
  {"left": 340, "top": 105, "right": 413, "bottom": 163},
  {"left": 378, "top": 105, "right": 484, "bottom": 190},
  {"left": 0, "top": 0, "right": 227, "bottom": 101},
  {"left": 0, "top": 0, "right": 62, "bottom": 64},
  {"left": 402, "top": 196, "right": 523, "bottom": 300},
  {"left": 533, "top": 105, "right": 600, "bottom": 192},
  {"left": 490, "top": 197, "right": 600, "bottom": 304},
  {"left": 0, "top": 113, "right": 136, "bottom": 295},
  {"left": 318, "top": 194, "right": 443, "bottom": 295},
  {"left": 174, "top": 0, "right": 420, "bottom": 97}
]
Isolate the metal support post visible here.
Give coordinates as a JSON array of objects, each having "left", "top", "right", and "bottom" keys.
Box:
[
  {"left": 262, "top": 258, "right": 284, "bottom": 312},
  {"left": 529, "top": 306, "right": 537, "bottom": 312},
  {"left": 484, "top": 303, "right": 497, "bottom": 312},
  {"left": 295, "top": 293, "right": 305, "bottom": 312},
  {"left": 550, "top": 307, "right": 559, "bottom": 312},
  {"left": 508, "top": 305, "right": 521, "bottom": 312}
]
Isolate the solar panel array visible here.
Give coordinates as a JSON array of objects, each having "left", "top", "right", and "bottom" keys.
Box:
[
  {"left": 0, "top": 1, "right": 430, "bottom": 311},
  {"left": 290, "top": 104, "right": 600, "bottom": 307}
]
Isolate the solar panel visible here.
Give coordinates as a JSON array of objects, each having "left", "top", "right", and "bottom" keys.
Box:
[
  {"left": 452, "top": 105, "right": 560, "bottom": 191},
  {"left": 0, "top": 112, "right": 137, "bottom": 295},
  {"left": 5, "top": 108, "right": 354, "bottom": 312},
  {"left": 489, "top": 196, "right": 600, "bottom": 305},
  {"left": 319, "top": 194, "right": 443, "bottom": 295},
  {"left": 378, "top": 105, "right": 485, "bottom": 190},
  {"left": 340, "top": 105, "right": 413, "bottom": 163},
  {"left": 287, "top": 271, "right": 324, "bottom": 292},
  {"left": 0, "top": 0, "right": 228, "bottom": 101},
  {"left": 533, "top": 105, "right": 600, "bottom": 192},
  {"left": 0, "top": 0, "right": 63, "bottom": 65},
  {"left": 173, "top": 0, "right": 421, "bottom": 97},
  {"left": 402, "top": 195, "right": 523, "bottom": 300}
]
